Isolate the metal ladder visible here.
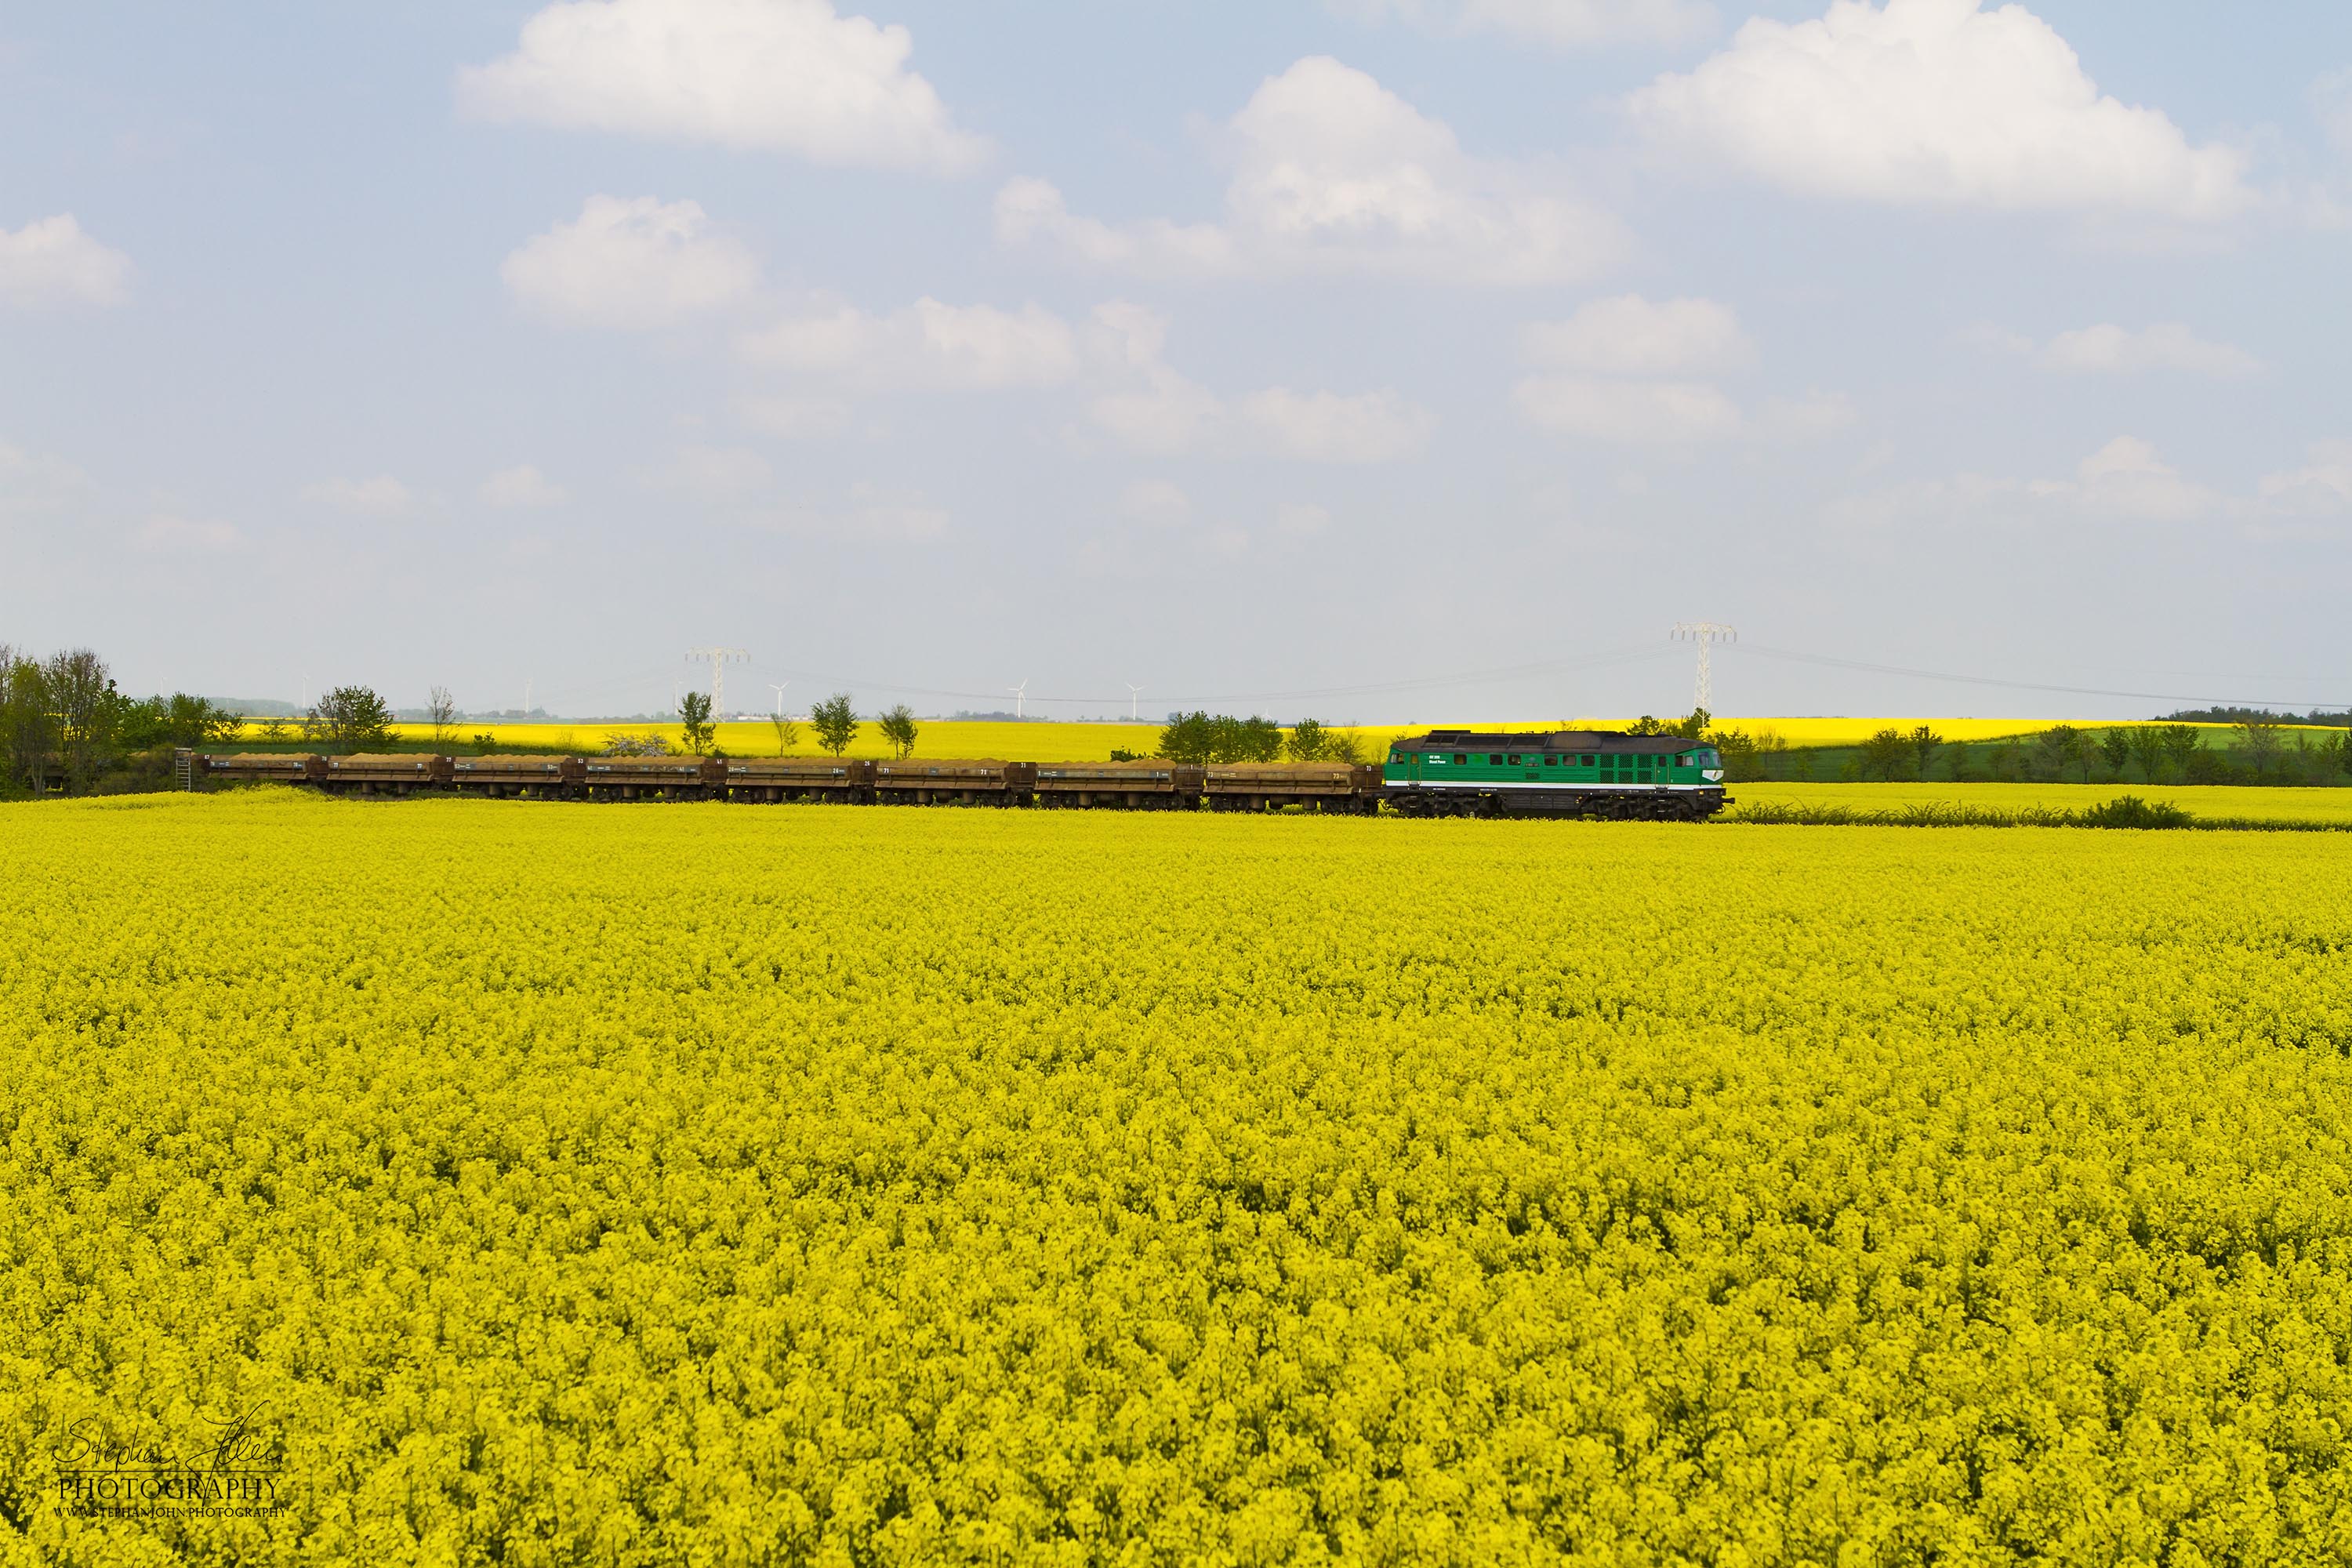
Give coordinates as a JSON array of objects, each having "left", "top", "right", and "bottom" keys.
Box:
[{"left": 174, "top": 748, "right": 194, "bottom": 791}]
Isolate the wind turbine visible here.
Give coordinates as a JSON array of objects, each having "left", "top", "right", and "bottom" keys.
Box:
[
  {"left": 1125, "top": 683, "right": 1143, "bottom": 720},
  {"left": 768, "top": 682, "right": 789, "bottom": 717},
  {"left": 1008, "top": 679, "right": 1029, "bottom": 720}
]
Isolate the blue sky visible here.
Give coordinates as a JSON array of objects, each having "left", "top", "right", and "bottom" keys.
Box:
[{"left": 4, "top": 1, "right": 2349, "bottom": 722}]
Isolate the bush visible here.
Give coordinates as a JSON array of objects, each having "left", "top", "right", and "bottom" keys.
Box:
[{"left": 2077, "top": 794, "right": 2194, "bottom": 830}]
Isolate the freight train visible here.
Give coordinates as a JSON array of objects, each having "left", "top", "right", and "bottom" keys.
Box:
[{"left": 192, "top": 728, "right": 1730, "bottom": 819}]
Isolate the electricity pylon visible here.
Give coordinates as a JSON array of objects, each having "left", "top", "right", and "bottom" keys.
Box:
[
  {"left": 686, "top": 648, "right": 747, "bottom": 717},
  {"left": 1669, "top": 623, "right": 1736, "bottom": 711}
]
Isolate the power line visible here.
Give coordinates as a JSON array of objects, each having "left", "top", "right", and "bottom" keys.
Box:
[
  {"left": 757, "top": 644, "right": 1675, "bottom": 710},
  {"left": 1733, "top": 643, "right": 2348, "bottom": 711}
]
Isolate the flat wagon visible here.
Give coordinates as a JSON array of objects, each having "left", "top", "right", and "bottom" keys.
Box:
[
  {"left": 1203, "top": 761, "right": 1379, "bottom": 813},
  {"left": 873, "top": 758, "right": 1033, "bottom": 805},
  {"left": 721, "top": 757, "right": 873, "bottom": 803},
  {"left": 583, "top": 755, "right": 724, "bottom": 801},
  {"left": 1033, "top": 760, "right": 1204, "bottom": 809},
  {"left": 321, "top": 753, "right": 453, "bottom": 794},
  {"left": 201, "top": 753, "right": 327, "bottom": 786},
  {"left": 451, "top": 753, "right": 585, "bottom": 798}
]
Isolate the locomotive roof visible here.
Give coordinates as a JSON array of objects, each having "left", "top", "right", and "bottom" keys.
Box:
[{"left": 1395, "top": 730, "right": 1701, "bottom": 755}]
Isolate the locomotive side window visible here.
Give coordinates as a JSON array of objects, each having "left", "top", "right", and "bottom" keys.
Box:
[
  {"left": 1581, "top": 754, "right": 1595, "bottom": 767},
  {"left": 1505, "top": 754, "right": 1519, "bottom": 765},
  {"left": 1453, "top": 753, "right": 1467, "bottom": 764},
  {"left": 1488, "top": 753, "right": 1503, "bottom": 766},
  {"left": 1544, "top": 756, "right": 1559, "bottom": 767}
]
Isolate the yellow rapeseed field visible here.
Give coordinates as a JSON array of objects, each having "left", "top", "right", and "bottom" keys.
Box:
[
  {"left": 1733, "top": 780, "right": 2352, "bottom": 823},
  {"left": 6, "top": 793, "right": 2352, "bottom": 1563}
]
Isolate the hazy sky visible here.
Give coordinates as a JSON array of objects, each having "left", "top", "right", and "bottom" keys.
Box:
[{"left": 5, "top": 1, "right": 2349, "bottom": 722}]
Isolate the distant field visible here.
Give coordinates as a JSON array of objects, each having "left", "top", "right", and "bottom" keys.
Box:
[
  {"left": 359, "top": 719, "right": 1167, "bottom": 762},
  {"left": 1733, "top": 781, "right": 2352, "bottom": 823},
  {"left": 217, "top": 715, "right": 2318, "bottom": 765}
]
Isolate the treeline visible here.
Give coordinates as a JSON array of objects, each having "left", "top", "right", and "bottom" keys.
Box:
[
  {"left": 0, "top": 640, "right": 413, "bottom": 797},
  {"left": 1, "top": 644, "right": 243, "bottom": 796},
  {"left": 1846, "top": 720, "right": 2352, "bottom": 786},
  {"left": 1147, "top": 713, "right": 1365, "bottom": 766},
  {"left": 1610, "top": 709, "right": 2352, "bottom": 788},
  {"left": 2165, "top": 706, "right": 2350, "bottom": 728}
]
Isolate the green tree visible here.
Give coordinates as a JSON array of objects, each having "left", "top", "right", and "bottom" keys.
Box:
[
  {"left": 1626, "top": 715, "right": 1668, "bottom": 736},
  {"left": 2324, "top": 728, "right": 2352, "bottom": 782},
  {"left": 2125, "top": 725, "right": 2165, "bottom": 783},
  {"left": 1285, "top": 718, "right": 1328, "bottom": 761},
  {"left": 811, "top": 693, "right": 859, "bottom": 757},
  {"left": 1322, "top": 728, "right": 1366, "bottom": 764},
  {"left": 0, "top": 645, "right": 55, "bottom": 794},
  {"left": 878, "top": 703, "right": 919, "bottom": 760},
  {"left": 1909, "top": 725, "right": 1944, "bottom": 780},
  {"left": 2035, "top": 724, "right": 2091, "bottom": 782},
  {"left": 1704, "top": 726, "right": 1767, "bottom": 783},
  {"left": 1221, "top": 716, "right": 1284, "bottom": 763},
  {"left": 2161, "top": 724, "right": 2202, "bottom": 782},
  {"left": 1157, "top": 711, "right": 1213, "bottom": 764},
  {"left": 770, "top": 713, "right": 801, "bottom": 756},
  {"left": 307, "top": 684, "right": 394, "bottom": 753},
  {"left": 2235, "top": 718, "right": 2285, "bottom": 781},
  {"left": 679, "top": 691, "right": 717, "bottom": 754},
  {"left": 43, "top": 648, "right": 115, "bottom": 792},
  {"left": 1671, "top": 707, "right": 1711, "bottom": 741},
  {"left": 1859, "top": 727, "right": 1910, "bottom": 781},
  {"left": 2098, "top": 728, "right": 2130, "bottom": 781}
]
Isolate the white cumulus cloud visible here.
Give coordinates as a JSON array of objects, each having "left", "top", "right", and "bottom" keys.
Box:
[
  {"left": 1523, "top": 295, "right": 1751, "bottom": 375},
  {"left": 2027, "top": 436, "right": 2216, "bottom": 521},
  {"left": 1630, "top": 0, "right": 2252, "bottom": 220},
  {"left": 735, "top": 397, "right": 853, "bottom": 440},
  {"left": 1118, "top": 479, "right": 1193, "bottom": 527},
  {"left": 503, "top": 196, "right": 759, "bottom": 330},
  {"left": 301, "top": 475, "right": 413, "bottom": 515},
  {"left": 1239, "top": 387, "right": 1436, "bottom": 463},
  {"left": 2028, "top": 322, "right": 2262, "bottom": 377},
  {"left": 0, "top": 215, "right": 132, "bottom": 308},
  {"left": 2318, "top": 68, "right": 2352, "bottom": 160},
  {"left": 1514, "top": 376, "right": 1745, "bottom": 444},
  {"left": 457, "top": 0, "right": 988, "bottom": 174},
  {"left": 1332, "top": 0, "right": 1715, "bottom": 48},
  {"left": 135, "top": 514, "right": 248, "bottom": 554},
  {"left": 1275, "top": 502, "right": 1335, "bottom": 536},
  {"left": 739, "top": 298, "right": 1080, "bottom": 390},
  {"left": 998, "top": 56, "right": 1625, "bottom": 284},
  {"left": 2255, "top": 440, "right": 2352, "bottom": 520},
  {"left": 480, "top": 464, "right": 567, "bottom": 507}
]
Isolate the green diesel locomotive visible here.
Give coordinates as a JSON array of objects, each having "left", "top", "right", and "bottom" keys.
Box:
[{"left": 1382, "top": 729, "right": 1730, "bottom": 820}]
